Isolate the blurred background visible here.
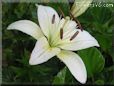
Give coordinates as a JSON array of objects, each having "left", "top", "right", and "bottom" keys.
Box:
[{"left": 2, "top": 0, "right": 114, "bottom": 85}]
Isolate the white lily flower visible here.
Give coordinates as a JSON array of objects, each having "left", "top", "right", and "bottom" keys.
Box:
[
  {"left": 71, "top": 0, "right": 93, "bottom": 17},
  {"left": 7, "top": 5, "right": 99, "bottom": 84}
]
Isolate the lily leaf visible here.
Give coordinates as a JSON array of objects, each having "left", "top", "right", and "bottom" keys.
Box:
[
  {"left": 53, "top": 67, "right": 67, "bottom": 84},
  {"left": 47, "top": 0, "right": 70, "bottom": 16},
  {"left": 94, "top": 79, "right": 104, "bottom": 85},
  {"left": 78, "top": 47, "right": 105, "bottom": 77}
]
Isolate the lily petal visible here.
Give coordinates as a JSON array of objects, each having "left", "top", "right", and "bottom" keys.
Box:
[
  {"left": 37, "top": 5, "right": 60, "bottom": 38},
  {"left": 59, "top": 30, "right": 99, "bottom": 51},
  {"left": 7, "top": 20, "right": 43, "bottom": 40},
  {"left": 29, "top": 37, "right": 61, "bottom": 65},
  {"left": 57, "top": 50, "right": 87, "bottom": 84},
  {"left": 71, "top": 0, "right": 93, "bottom": 17}
]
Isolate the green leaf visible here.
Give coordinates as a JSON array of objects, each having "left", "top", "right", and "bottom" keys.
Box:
[
  {"left": 47, "top": 0, "right": 70, "bottom": 16},
  {"left": 95, "top": 34, "right": 112, "bottom": 52},
  {"left": 94, "top": 79, "right": 104, "bottom": 85},
  {"left": 53, "top": 67, "right": 67, "bottom": 84},
  {"left": 110, "top": 80, "right": 114, "bottom": 85},
  {"left": 78, "top": 47, "right": 105, "bottom": 77}
]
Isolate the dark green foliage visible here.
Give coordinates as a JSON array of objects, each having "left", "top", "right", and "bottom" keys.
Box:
[
  {"left": 2, "top": 1, "right": 114, "bottom": 85},
  {"left": 78, "top": 47, "right": 105, "bottom": 77}
]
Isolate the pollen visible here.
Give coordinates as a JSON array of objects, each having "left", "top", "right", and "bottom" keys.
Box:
[
  {"left": 70, "top": 31, "right": 79, "bottom": 41},
  {"left": 60, "top": 28, "right": 63, "bottom": 39},
  {"left": 52, "top": 14, "right": 55, "bottom": 24}
]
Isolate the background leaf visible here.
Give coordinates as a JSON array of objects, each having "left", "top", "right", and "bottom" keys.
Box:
[
  {"left": 47, "top": 0, "right": 70, "bottom": 16},
  {"left": 78, "top": 47, "right": 105, "bottom": 77},
  {"left": 53, "top": 67, "right": 67, "bottom": 84}
]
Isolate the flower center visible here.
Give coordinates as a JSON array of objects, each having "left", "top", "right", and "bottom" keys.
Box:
[
  {"left": 48, "top": 10, "right": 83, "bottom": 48},
  {"left": 48, "top": 15, "right": 80, "bottom": 48}
]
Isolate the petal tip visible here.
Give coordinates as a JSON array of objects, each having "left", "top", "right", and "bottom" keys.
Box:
[
  {"left": 29, "top": 59, "right": 35, "bottom": 65},
  {"left": 35, "top": 4, "right": 44, "bottom": 8},
  {"left": 80, "top": 80, "right": 87, "bottom": 84},
  {"left": 77, "top": 71, "right": 87, "bottom": 84},
  {"left": 76, "top": 74, "right": 87, "bottom": 84},
  {"left": 7, "top": 24, "right": 12, "bottom": 30},
  {"left": 29, "top": 56, "right": 37, "bottom": 65},
  {"left": 97, "top": 44, "right": 100, "bottom": 47},
  {"left": 35, "top": 4, "right": 39, "bottom": 7},
  {"left": 96, "top": 41, "right": 100, "bottom": 47}
]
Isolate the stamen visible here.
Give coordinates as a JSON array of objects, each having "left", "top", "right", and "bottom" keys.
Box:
[
  {"left": 52, "top": 14, "right": 55, "bottom": 24},
  {"left": 60, "top": 28, "right": 63, "bottom": 39},
  {"left": 69, "top": 12, "right": 83, "bottom": 31},
  {"left": 70, "top": 31, "right": 79, "bottom": 41},
  {"left": 58, "top": 7, "right": 65, "bottom": 18},
  {"left": 76, "top": 19, "right": 83, "bottom": 31}
]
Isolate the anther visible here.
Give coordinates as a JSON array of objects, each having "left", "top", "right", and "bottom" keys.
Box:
[
  {"left": 52, "top": 14, "right": 55, "bottom": 24},
  {"left": 70, "top": 31, "right": 79, "bottom": 41},
  {"left": 58, "top": 7, "right": 65, "bottom": 18},
  {"left": 69, "top": 11, "right": 83, "bottom": 31},
  {"left": 60, "top": 28, "right": 63, "bottom": 39}
]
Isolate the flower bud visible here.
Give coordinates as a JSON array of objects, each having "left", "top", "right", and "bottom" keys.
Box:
[{"left": 71, "top": 0, "right": 93, "bottom": 17}]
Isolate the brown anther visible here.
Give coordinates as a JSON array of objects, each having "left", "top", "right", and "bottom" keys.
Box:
[
  {"left": 58, "top": 7, "right": 65, "bottom": 18},
  {"left": 69, "top": 11, "right": 83, "bottom": 31},
  {"left": 60, "top": 28, "right": 63, "bottom": 39},
  {"left": 52, "top": 14, "right": 55, "bottom": 24},
  {"left": 70, "top": 31, "right": 79, "bottom": 41}
]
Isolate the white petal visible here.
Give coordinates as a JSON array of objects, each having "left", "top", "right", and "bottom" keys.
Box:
[
  {"left": 37, "top": 5, "right": 60, "bottom": 38},
  {"left": 57, "top": 17, "right": 77, "bottom": 33},
  {"left": 62, "top": 18, "right": 78, "bottom": 39},
  {"left": 57, "top": 50, "right": 87, "bottom": 84},
  {"left": 7, "top": 20, "right": 43, "bottom": 40},
  {"left": 71, "top": 0, "right": 93, "bottom": 17},
  {"left": 59, "top": 30, "right": 99, "bottom": 51},
  {"left": 29, "top": 37, "right": 61, "bottom": 65}
]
